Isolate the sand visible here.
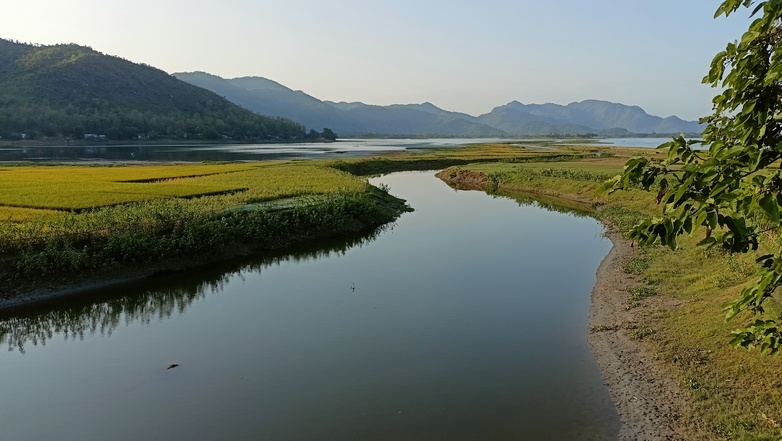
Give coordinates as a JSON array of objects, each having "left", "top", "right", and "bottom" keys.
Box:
[{"left": 588, "top": 232, "right": 703, "bottom": 440}]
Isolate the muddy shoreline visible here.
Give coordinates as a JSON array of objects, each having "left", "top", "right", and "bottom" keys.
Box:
[{"left": 588, "top": 233, "right": 700, "bottom": 440}]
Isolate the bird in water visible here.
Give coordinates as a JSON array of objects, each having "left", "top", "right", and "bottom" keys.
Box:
[
  {"left": 351, "top": 283, "right": 356, "bottom": 292},
  {"left": 166, "top": 363, "right": 179, "bottom": 370}
]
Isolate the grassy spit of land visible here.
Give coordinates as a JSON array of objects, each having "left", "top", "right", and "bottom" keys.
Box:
[
  {"left": 434, "top": 144, "right": 782, "bottom": 441},
  {"left": 0, "top": 160, "right": 412, "bottom": 304}
]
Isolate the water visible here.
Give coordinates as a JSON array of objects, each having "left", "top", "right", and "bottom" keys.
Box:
[
  {"left": 591, "top": 137, "right": 700, "bottom": 148},
  {"left": 0, "top": 138, "right": 510, "bottom": 163},
  {"left": 587, "top": 137, "right": 669, "bottom": 148},
  {"left": 0, "top": 137, "right": 703, "bottom": 162},
  {"left": 0, "top": 172, "right": 619, "bottom": 440}
]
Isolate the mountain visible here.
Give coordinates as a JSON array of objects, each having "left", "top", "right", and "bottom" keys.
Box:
[
  {"left": 475, "top": 101, "right": 595, "bottom": 136},
  {"left": 174, "top": 72, "right": 362, "bottom": 135},
  {"left": 477, "top": 100, "right": 703, "bottom": 136},
  {"left": 0, "top": 39, "right": 308, "bottom": 141},
  {"left": 174, "top": 72, "right": 505, "bottom": 137},
  {"left": 322, "top": 101, "right": 504, "bottom": 136},
  {"left": 176, "top": 72, "right": 704, "bottom": 137}
]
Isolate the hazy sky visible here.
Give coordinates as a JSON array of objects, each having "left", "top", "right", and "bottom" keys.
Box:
[{"left": 0, "top": 1, "right": 751, "bottom": 120}]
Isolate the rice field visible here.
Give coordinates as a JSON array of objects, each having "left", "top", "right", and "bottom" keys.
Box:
[
  {"left": 0, "top": 206, "right": 62, "bottom": 222},
  {"left": 0, "top": 162, "right": 368, "bottom": 219}
]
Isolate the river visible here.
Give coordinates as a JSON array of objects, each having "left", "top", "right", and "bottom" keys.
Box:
[{"left": 0, "top": 171, "right": 619, "bottom": 440}]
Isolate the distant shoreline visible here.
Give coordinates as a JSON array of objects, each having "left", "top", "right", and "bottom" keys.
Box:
[{"left": 0, "top": 138, "right": 338, "bottom": 148}]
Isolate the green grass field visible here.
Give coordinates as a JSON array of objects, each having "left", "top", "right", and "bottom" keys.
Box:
[{"left": 0, "top": 162, "right": 367, "bottom": 219}]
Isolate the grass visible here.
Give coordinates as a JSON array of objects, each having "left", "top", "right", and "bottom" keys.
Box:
[
  {"left": 0, "top": 162, "right": 366, "bottom": 212},
  {"left": 0, "top": 160, "right": 390, "bottom": 283},
  {"left": 0, "top": 206, "right": 62, "bottom": 222},
  {"left": 328, "top": 142, "right": 584, "bottom": 175}
]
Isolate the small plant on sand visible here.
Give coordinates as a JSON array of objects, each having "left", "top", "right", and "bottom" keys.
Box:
[{"left": 627, "top": 286, "right": 658, "bottom": 308}]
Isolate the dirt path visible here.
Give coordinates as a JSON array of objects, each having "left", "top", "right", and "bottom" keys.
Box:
[{"left": 589, "top": 232, "right": 702, "bottom": 441}]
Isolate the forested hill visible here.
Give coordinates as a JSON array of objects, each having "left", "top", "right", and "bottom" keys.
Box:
[{"left": 0, "top": 39, "right": 309, "bottom": 141}]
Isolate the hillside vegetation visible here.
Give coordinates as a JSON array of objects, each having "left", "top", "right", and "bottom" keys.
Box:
[{"left": 0, "top": 39, "right": 308, "bottom": 141}]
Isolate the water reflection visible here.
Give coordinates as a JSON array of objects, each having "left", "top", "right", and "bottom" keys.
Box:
[
  {"left": 0, "top": 224, "right": 390, "bottom": 353},
  {"left": 494, "top": 189, "right": 594, "bottom": 217},
  {"left": 0, "top": 191, "right": 592, "bottom": 354}
]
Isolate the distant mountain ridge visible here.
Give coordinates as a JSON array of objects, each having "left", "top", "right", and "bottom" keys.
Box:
[
  {"left": 175, "top": 72, "right": 704, "bottom": 137},
  {"left": 483, "top": 100, "right": 701, "bottom": 135},
  {"left": 174, "top": 72, "right": 503, "bottom": 137}
]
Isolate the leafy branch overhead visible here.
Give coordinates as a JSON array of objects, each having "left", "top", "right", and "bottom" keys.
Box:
[{"left": 609, "top": 0, "right": 782, "bottom": 353}]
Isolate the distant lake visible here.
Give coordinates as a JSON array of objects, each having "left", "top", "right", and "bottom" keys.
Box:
[
  {"left": 0, "top": 138, "right": 508, "bottom": 163},
  {"left": 0, "top": 137, "right": 692, "bottom": 162}
]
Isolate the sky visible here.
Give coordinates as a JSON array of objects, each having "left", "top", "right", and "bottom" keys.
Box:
[{"left": 0, "top": 0, "right": 753, "bottom": 121}]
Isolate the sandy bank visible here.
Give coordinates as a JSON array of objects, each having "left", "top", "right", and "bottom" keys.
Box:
[{"left": 589, "top": 233, "right": 702, "bottom": 440}]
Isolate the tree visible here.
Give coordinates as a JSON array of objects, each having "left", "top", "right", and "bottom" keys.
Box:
[
  {"left": 610, "top": 0, "right": 782, "bottom": 353},
  {"left": 322, "top": 128, "right": 338, "bottom": 141}
]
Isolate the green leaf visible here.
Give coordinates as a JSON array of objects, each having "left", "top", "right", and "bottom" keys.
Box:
[
  {"left": 623, "top": 0, "right": 782, "bottom": 354},
  {"left": 759, "top": 193, "right": 780, "bottom": 223},
  {"left": 668, "top": 233, "right": 678, "bottom": 251},
  {"left": 707, "top": 210, "right": 719, "bottom": 228},
  {"left": 684, "top": 216, "right": 694, "bottom": 234}
]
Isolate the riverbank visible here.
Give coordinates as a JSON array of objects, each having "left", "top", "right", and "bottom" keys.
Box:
[
  {"left": 0, "top": 213, "right": 401, "bottom": 311},
  {"left": 589, "top": 232, "right": 703, "bottom": 440},
  {"left": 1, "top": 163, "right": 680, "bottom": 437}
]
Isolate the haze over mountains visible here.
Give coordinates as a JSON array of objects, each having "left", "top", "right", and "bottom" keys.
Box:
[{"left": 175, "top": 72, "right": 704, "bottom": 138}]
